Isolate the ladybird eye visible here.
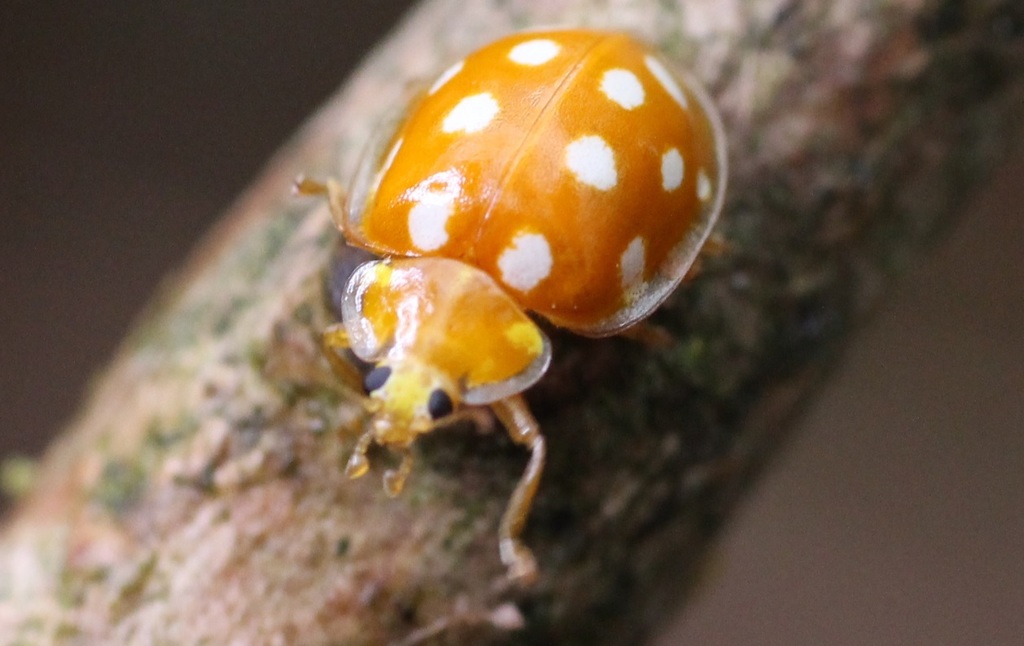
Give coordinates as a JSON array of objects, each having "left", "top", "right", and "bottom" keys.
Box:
[
  {"left": 427, "top": 388, "right": 454, "bottom": 420},
  {"left": 363, "top": 366, "right": 392, "bottom": 393}
]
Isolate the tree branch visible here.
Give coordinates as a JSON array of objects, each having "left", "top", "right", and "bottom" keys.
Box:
[{"left": 2, "top": 0, "right": 1022, "bottom": 644}]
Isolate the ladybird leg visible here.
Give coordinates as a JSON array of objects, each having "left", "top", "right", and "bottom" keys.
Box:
[
  {"left": 383, "top": 447, "right": 414, "bottom": 497},
  {"left": 321, "top": 323, "right": 363, "bottom": 392},
  {"left": 491, "top": 395, "right": 546, "bottom": 584},
  {"left": 702, "top": 232, "right": 730, "bottom": 257},
  {"left": 293, "top": 176, "right": 327, "bottom": 197},
  {"left": 345, "top": 428, "right": 375, "bottom": 479},
  {"left": 618, "top": 321, "right": 674, "bottom": 348},
  {"left": 293, "top": 176, "right": 349, "bottom": 235},
  {"left": 684, "top": 232, "right": 730, "bottom": 280},
  {"left": 324, "top": 179, "right": 348, "bottom": 231},
  {"left": 437, "top": 406, "right": 497, "bottom": 435}
]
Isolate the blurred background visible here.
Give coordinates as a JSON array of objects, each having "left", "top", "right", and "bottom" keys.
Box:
[{"left": 1, "top": 3, "right": 1021, "bottom": 644}]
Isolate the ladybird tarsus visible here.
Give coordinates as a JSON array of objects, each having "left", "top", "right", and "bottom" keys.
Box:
[
  {"left": 383, "top": 448, "right": 413, "bottom": 497},
  {"left": 344, "top": 430, "right": 374, "bottom": 479}
]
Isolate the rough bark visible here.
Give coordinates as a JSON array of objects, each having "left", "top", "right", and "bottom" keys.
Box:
[{"left": 1, "top": 0, "right": 1022, "bottom": 644}]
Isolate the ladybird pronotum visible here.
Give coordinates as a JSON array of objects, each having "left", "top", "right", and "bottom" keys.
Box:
[{"left": 302, "top": 29, "right": 727, "bottom": 583}]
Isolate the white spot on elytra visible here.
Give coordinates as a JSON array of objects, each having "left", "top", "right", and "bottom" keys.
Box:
[
  {"left": 600, "top": 68, "right": 645, "bottom": 110},
  {"left": 406, "top": 169, "right": 464, "bottom": 251},
  {"left": 565, "top": 135, "right": 618, "bottom": 191},
  {"left": 408, "top": 202, "right": 452, "bottom": 250},
  {"left": 508, "top": 39, "right": 560, "bottom": 66},
  {"left": 498, "top": 232, "right": 552, "bottom": 292},
  {"left": 620, "top": 237, "right": 646, "bottom": 291},
  {"left": 442, "top": 93, "right": 499, "bottom": 134},
  {"left": 429, "top": 60, "right": 464, "bottom": 95},
  {"left": 644, "top": 55, "right": 688, "bottom": 109},
  {"left": 661, "top": 148, "right": 684, "bottom": 191},
  {"left": 697, "top": 169, "right": 713, "bottom": 202}
]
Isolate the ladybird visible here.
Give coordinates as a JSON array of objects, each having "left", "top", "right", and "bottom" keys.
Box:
[{"left": 300, "top": 29, "right": 727, "bottom": 583}]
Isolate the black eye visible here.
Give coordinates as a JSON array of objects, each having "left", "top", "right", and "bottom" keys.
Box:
[
  {"left": 427, "top": 388, "right": 454, "bottom": 420},
  {"left": 363, "top": 366, "right": 392, "bottom": 393}
]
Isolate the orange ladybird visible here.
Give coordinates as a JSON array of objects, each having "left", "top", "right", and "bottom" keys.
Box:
[{"left": 302, "top": 29, "right": 727, "bottom": 583}]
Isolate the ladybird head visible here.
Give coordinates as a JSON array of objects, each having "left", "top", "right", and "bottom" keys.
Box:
[
  {"left": 341, "top": 257, "right": 551, "bottom": 441},
  {"left": 360, "top": 359, "right": 458, "bottom": 445}
]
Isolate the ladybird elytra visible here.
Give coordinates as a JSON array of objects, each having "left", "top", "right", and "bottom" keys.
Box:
[
  {"left": 303, "top": 28, "right": 727, "bottom": 583},
  {"left": 344, "top": 29, "right": 726, "bottom": 334}
]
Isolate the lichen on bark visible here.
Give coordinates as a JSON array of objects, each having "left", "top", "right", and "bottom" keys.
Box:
[{"left": 1, "top": 0, "right": 1022, "bottom": 644}]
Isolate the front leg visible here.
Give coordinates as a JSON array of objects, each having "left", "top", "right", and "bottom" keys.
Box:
[
  {"left": 383, "top": 447, "right": 414, "bottom": 497},
  {"left": 490, "top": 395, "right": 546, "bottom": 585},
  {"left": 345, "top": 428, "right": 375, "bottom": 479}
]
